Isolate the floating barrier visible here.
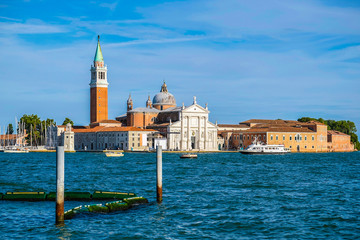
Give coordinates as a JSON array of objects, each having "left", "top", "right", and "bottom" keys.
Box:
[
  {"left": 64, "top": 205, "right": 90, "bottom": 220},
  {"left": 46, "top": 192, "right": 92, "bottom": 201},
  {"left": 3, "top": 192, "right": 46, "bottom": 201},
  {"left": 92, "top": 191, "right": 136, "bottom": 200},
  {"left": 123, "top": 197, "right": 149, "bottom": 205},
  {"left": 85, "top": 203, "right": 110, "bottom": 213},
  {"left": 0, "top": 191, "right": 137, "bottom": 201},
  {"left": 105, "top": 200, "right": 130, "bottom": 212},
  {"left": 64, "top": 197, "right": 148, "bottom": 220}
]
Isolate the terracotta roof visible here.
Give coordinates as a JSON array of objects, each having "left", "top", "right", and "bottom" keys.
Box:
[
  {"left": 241, "top": 119, "right": 298, "bottom": 124},
  {"left": 327, "top": 130, "right": 349, "bottom": 136},
  {"left": 93, "top": 120, "right": 121, "bottom": 124},
  {"left": 0, "top": 134, "right": 17, "bottom": 140},
  {"left": 73, "top": 126, "right": 156, "bottom": 133},
  {"left": 218, "top": 124, "right": 249, "bottom": 128},
  {"left": 241, "top": 126, "right": 314, "bottom": 133}
]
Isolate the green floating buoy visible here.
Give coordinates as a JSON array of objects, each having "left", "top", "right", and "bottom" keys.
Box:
[
  {"left": 3, "top": 192, "right": 46, "bottom": 201},
  {"left": 92, "top": 191, "right": 136, "bottom": 200},
  {"left": 86, "top": 203, "right": 110, "bottom": 213},
  {"left": 64, "top": 205, "right": 90, "bottom": 220},
  {"left": 64, "top": 197, "right": 148, "bottom": 220},
  {"left": 105, "top": 200, "right": 130, "bottom": 211},
  {"left": 46, "top": 192, "right": 92, "bottom": 201}
]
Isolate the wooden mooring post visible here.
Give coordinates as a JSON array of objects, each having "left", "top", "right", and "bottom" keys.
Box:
[
  {"left": 56, "top": 146, "right": 65, "bottom": 224},
  {"left": 156, "top": 145, "right": 163, "bottom": 203}
]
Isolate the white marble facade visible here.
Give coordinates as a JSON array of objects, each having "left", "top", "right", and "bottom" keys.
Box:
[{"left": 167, "top": 99, "right": 218, "bottom": 151}]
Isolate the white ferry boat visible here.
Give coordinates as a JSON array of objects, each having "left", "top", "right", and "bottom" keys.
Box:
[{"left": 240, "top": 138, "right": 290, "bottom": 155}]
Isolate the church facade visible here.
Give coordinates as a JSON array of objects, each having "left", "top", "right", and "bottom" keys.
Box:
[{"left": 116, "top": 83, "right": 218, "bottom": 151}]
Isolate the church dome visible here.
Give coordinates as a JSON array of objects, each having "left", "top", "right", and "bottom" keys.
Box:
[{"left": 153, "top": 82, "right": 176, "bottom": 108}]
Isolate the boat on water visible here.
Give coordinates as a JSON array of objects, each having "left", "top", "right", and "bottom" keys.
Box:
[
  {"left": 4, "top": 148, "right": 29, "bottom": 153},
  {"left": 105, "top": 151, "right": 124, "bottom": 157},
  {"left": 180, "top": 154, "right": 198, "bottom": 159},
  {"left": 240, "top": 138, "right": 290, "bottom": 155}
]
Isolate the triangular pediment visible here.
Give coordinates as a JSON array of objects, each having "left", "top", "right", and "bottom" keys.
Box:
[{"left": 183, "top": 103, "right": 209, "bottom": 113}]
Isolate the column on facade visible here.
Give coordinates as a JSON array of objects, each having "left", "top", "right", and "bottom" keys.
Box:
[
  {"left": 204, "top": 117, "right": 207, "bottom": 150},
  {"left": 198, "top": 116, "right": 201, "bottom": 150},
  {"left": 180, "top": 112, "right": 184, "bottom": 150},
  {"left": 187, "top": 116, "right": 191, "bottom": 150}
]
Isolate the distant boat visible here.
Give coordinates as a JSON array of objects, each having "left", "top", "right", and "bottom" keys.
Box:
[
  {"left": 4, "top": 148, "right": 29, "bottom": 153},
  {"left": 105, "top": 151, "right": 124, "bottom": 157},
  {"left": 180, "top": 153, "right": 198, "bottom": 159},
  {"left": 240, "top": 138, "right": 290, "bottom": 155}
]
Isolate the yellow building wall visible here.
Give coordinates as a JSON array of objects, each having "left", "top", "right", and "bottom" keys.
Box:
[{"left": 266, "top": 132, "right": 318, "bottom": 152}]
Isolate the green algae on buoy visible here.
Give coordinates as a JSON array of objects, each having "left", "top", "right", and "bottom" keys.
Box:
[
  {"left": 105, "top": 200, "right": 130, "bottom": 212},
  {"left": 92, "top": 191, "right": 136, "bottom": 200},
  {"left": 3, "top": 192, "right": 46, "bottom": 201}
]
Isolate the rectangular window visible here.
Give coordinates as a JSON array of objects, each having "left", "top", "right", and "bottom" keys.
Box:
[
  {"left": 271, "top": 135, "right": 273, "bottom": 140},
  {"left": 305, "top": 136, "right": 307, "bottom": 141},
  {"left": 290, "top": 135, "right": 292, "bottom": 140},
  {"left": 283, "top": 135, "right": 285, "bottom": 140},
  {"left": 312, "top": 135, "right": 314, "bottom": 141},
  {"left": 312, "top": 146, "right": 314, "bottom": 149},
  {"left": 276, "top": 135, "right": 278, "bottom": 140}
]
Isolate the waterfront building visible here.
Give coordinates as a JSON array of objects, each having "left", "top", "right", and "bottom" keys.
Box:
[
  {"left": 73, "top": 126, "right": 157, "bottom": 151},
  {"left": 218, "top": 119, "right": 354, "bottom": 152},
  {"left": 116, "top": 83, "right": 218, "bottom": 151},
  {"left": 0, "top": 134, "right": 27, "bottom": 149}
]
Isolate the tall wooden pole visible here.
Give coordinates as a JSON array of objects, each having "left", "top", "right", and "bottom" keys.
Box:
[
  {"left": 56, "top": 146, "right": 65, "bottom": 224},
  {"left": 156, "top": 145, "right": 163, "bottom": 203}
]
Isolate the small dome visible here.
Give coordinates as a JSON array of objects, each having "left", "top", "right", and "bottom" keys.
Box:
[{"left": 153, "top": 82, "right": 176, "bottom": 106}]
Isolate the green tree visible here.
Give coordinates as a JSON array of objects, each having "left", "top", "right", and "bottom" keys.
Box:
[
  {"left": 297, "top": 117, "right": 317, "bottom": 122},
  {"left": 62, "top": 118, "right": 74, "bottom": 126},
  {"left": 6, "top": 124, "right": 14, "bottom": 134}
]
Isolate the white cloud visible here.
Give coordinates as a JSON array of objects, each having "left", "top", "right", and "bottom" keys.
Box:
[
  {"left": 0, "top": 16, "right": 21, "bottom": 21},
  {"left": 99, "top": 2, "right": 118, "bottom": 11},
  {"left": 0, "top": 20, "right": 68, "bottom": 34}
]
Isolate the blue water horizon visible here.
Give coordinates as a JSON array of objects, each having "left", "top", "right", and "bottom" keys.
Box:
[{"left": 0, "top": 152, "right": 359, "bottom": 239}]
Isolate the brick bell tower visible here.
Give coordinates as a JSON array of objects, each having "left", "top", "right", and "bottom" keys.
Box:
[{"left": 90, "top": 35, "right": 108, "bottom": 123}]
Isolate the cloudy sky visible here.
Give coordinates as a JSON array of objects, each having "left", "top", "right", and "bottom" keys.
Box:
[{"left": 0, "top": 0, "right": 359, "bottom": 131}]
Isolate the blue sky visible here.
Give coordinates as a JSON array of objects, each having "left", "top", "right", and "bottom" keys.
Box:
[{"left": 0, "top": 0, "right": 359, "bottom": 132}]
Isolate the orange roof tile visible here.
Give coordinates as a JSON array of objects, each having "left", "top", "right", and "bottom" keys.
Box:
[
  {"left": 327, "top": 130, "right": 349, "bottom": 136},
  {"left": 73, "top": 126, "right": 156, "bottom": 133}
]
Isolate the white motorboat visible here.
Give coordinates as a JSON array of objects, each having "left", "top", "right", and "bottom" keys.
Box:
[
  {"left": 240, "top": 138, "right": 290, "bottom": 155},
  {"left": 4, "top": 148, "right": 29, "bottom": 153},
  {"left": 105, "top": 151, "right": 124, "bottom": 157},
  {"left": 180, "top": 153, "right": 198, "bottom": 159}
]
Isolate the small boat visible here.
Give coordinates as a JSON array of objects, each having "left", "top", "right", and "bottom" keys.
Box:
[
  {"left": 240, "top": 138, "right": 290, "bottom": 155},
  {"left": 105, "top": 151, "right": 124, "bottom": 157},
  {"left": 4, "top": 148, "right": 29, "bottom": 153},
  {"left": 180, "top": 153, "right": 198, "bottom": 159}
]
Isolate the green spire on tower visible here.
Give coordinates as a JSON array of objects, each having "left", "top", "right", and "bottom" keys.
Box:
[{"left": 94, "top": 35, "right": 104, "bottom": 62}]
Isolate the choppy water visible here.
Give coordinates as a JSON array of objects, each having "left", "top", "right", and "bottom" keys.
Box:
[{"left": 0, "top": 152, "right": 359, "bottom": 239}]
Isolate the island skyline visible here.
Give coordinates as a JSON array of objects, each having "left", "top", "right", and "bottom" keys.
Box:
[{"left": 0, "top": 0, "right": 359, "bottom": 133}]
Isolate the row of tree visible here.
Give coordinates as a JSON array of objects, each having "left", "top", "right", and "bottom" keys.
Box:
[
  {"left": 3, "top": 115, "right": 73, "bottom": 146},
  {"left": 298, "top": 117, "right": 359, "bottom": 150}
]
